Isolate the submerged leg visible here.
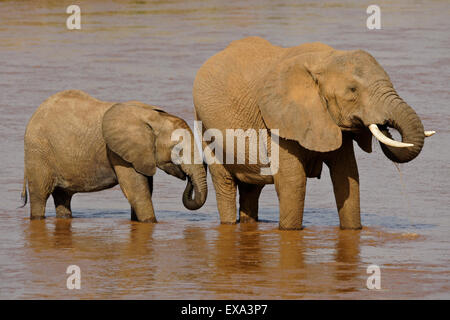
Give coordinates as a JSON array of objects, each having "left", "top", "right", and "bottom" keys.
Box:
[
  {"left": 27, "top": 165, "right": 53, "bottom": 220},
  {"left": 238, "top": 182, "right": 263, "bottom": 223},
  {"left": 209, "top": 164, "right": 237, "bottom": 224},
  {"left": 325, "top": 134, "right": 361, "bottom": 230},
  {"left": 53, "top": 188, "right": 73, "bottom": 218}
]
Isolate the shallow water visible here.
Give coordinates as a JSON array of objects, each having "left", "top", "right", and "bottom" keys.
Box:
[{"left": 0, "top": 0, "right": 449, "bottom": 299}]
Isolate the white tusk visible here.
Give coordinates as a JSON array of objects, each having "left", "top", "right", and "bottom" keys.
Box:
[
  {"left": 368, "top": 124, "right": 414, "bottom": 148},
  {"left": 424, "top": 130, "right": 436, "bottom": 137}
]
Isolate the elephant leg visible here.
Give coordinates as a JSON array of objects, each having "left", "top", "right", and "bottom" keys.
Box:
[
  {"left": 108, "top": 151, "right": 156, "bottom": 223},
  {"left": 29, "top": 187, "right": 50, "bottom": 220},
  {"left": 325, "top": 134, "right": 361, "bottom": 230},
  {"left": 27, "top": 165, "right": 53, "bottom": 220},
  {"left": 274, "top": 138, "right": 307, "bottom": 230},
  {"left": 209, "top": 164, "right": 237, "bottom": 224},
  {"left": 131, "top": 176, "right": 153, "bottom": 221},
  {"left": 52, "top": 188, "right": 73, "bottom": 218},
  {"left": 238, "top": 182, "right": 263, "bottom": 223}
]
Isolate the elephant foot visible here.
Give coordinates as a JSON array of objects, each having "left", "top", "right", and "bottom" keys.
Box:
[
  {"left": 239, "top": 212, "right": 258, "bottom": 224},
  {"left": 30, "top": 215, "right": 46, "bottom": 220},
  {"left": 278, "top": 224, "right": 304, "bottom": 231},
  {"left": 339, "top": 224, "right": 362, "bottom": 230},
  {"left": 220, "top": 221, "right": 237, "bottom": 225},
  {"left": 136, "top": 217, "right": 157, "bottom": 223},
  {"left": 239, "top": 217, "right": 258, "bottom": 224},
  {"left": 56, "top": 214, "right": 72, "bottom": 219}
]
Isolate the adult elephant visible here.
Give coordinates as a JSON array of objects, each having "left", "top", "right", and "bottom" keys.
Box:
[
  {"left": 193, "top": 37, "right": 434, "bottom": 230},
  {"left": 22, "top": 90, "right": 207, "bottom": 221}
]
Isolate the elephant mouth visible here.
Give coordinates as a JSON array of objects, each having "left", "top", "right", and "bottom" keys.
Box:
[
  {"left": 158, "top": 163, "right": 186, "bottom": 180},
  {"left": 338, "top": 126, "right": 361, "bottom": 132}
]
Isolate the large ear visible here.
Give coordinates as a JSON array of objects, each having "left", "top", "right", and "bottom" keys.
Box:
[
  {"left": 257, "top": 55, "right": 342, "bottom": 152},
  {"left": 102, "top": 103, "right": 159, "bottom": 176}
]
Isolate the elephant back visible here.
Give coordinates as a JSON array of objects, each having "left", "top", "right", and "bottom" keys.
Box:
[{"left": 193, "top": 37, "right": 281, "bottom": 131}]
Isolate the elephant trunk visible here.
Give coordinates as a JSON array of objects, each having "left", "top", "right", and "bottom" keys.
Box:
[
  {"left": 365, "top": 85, "right": 426, "bottom": 163},
  {"left": 378, "top": 100, "right": 425, "bottom": 163},
  {"left": 181, "top": 163, "right": 207, "bottom": 210}
]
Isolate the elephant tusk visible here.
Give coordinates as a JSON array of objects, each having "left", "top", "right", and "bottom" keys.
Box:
[
  {"left": 424, "top": 130, "right": 436, "bottom": 137},
  {"left": 368, "top": 124, "right": 414, "bottom": 148}
]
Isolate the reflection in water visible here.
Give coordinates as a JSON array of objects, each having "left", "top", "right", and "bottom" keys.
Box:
[
  {"left": 0, "top": 0, "right": 448, "bottom": 299},
  {"left": 277, "top": 230, "right": 307, "bottom": 298},
  {"left": 214, "top": 224, "right": 264, "bottom": 274},
  {"left": 113, "top": 223, "right": 156, "bottom": 298},
  {"left": 25, "top": 219, "right": 73, "bottom": 250},
  {"left": 15, "top": 215, "right": 446, "bottom": 299},
  {"left": 207, "top": 225, "right": 364, "bottom": 299},
  {"left": 53, "top": 219, "right": 73, "bottom": 248},
  {"left": 334, "top": 230, "right": 361, "bottom": 292},
  {"left": 209, "top": 224, "right": 266, "bottom": 298},
  {"left": 279, "top": 229, "right": 306, "bottom": 270}
]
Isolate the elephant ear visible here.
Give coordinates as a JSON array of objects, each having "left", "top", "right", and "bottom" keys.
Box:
[
  {"left": 257, "top": 55, "right": 342, "bottom": 152},
  {"left": 102, "top": 103, "right": 158, "bottom": 176}
]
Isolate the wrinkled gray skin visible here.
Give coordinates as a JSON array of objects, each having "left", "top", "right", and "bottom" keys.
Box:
[
  {"left": 22, "top": 90, "right": 207, "bottom": 222},
  {"left": 193, "top": 37, "right": 428, "bottom": 230}
]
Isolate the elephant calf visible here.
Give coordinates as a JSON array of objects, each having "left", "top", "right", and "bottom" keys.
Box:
[{"left": 21, "top": 90, "right": 207, "bottom": 222}]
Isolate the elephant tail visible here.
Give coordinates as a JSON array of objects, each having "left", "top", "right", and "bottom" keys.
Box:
[{"left": 19, "top": 175, "right": 27, "bottom": 208}]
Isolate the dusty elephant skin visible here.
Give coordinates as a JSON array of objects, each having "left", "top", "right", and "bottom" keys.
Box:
[
  {"left": 22, "top": 90, "right": 207, "bottom": 222},
  {"left": 193, "top": 36, "right": 434, "bottom": 230}
]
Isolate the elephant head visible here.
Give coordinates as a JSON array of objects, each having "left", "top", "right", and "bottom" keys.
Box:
[
  {"left": 102, "top": 102, "right": 207, "bottom": 210},
  {"left": 258, "top": 47, "right": 435, "bottom": 163}
]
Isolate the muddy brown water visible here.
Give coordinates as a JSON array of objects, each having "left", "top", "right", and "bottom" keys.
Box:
[{"left": 0, "top": 0, "right": 449, "bottom": 299}]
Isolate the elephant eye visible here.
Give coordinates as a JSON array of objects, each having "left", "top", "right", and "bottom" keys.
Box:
[{"left": 349, "top": 87, "right": 357, "bottom": 93}]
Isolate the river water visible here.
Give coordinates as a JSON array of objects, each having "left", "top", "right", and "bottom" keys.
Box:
[{"left": 0, "top": 0, "right": 448, "bottom": 299}]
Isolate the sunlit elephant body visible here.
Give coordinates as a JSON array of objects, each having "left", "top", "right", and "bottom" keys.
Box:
[
  {"left": 193, "top": 37, "right": 432, "bottom": 230},
  {"left": 23, "top": 90, "right": 207, "bottom": 221}
]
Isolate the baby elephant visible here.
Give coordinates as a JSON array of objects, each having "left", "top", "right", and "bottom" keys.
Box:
[{"left": 21, "top": 90, "right": 207, "bottom": 222}]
